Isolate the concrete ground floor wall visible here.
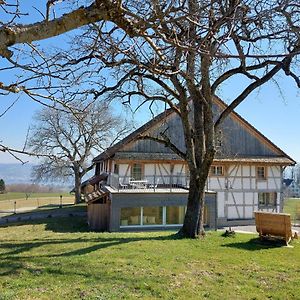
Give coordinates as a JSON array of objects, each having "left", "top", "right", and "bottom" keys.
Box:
[
  {"left": 109, "top": 192, "right": 217, "bottom": 232},
  {"left": 87, "top": 189, "right": 276, "bottom": 231}
]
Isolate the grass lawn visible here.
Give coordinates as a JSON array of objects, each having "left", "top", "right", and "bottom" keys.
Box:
[
  {"left": 0, "top": 192, "right": 75, "bottom": 212},
  {"left": 0, "top": 192, "right": 72, "bottom": 201},
  {"left": 0, "top": 218, "right": 299, "bottom": 300},
  {"left": 283, "top": 198, "right": 300, "bottom": 221}
]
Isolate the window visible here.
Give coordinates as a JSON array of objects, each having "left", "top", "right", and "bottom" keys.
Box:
[
  {"left": 120, "top": 206, "right": 163, "bottom": 226},
  {"left": 256, "top": 166, "right": 266, "bottom": 180},
  {"left": 114, "top": 164, "right": 119, "bottom": 174},
  {"left": 210, "top": 166, "right": 223, "bottom": 176},
  {"left": 120, "top": 207, "right": 141, "bottom": 226},
  {"left": 258, "top": 192, "right": 277, "bottom": 207},
  {"left": 131, "top": 163, "right": 143, "bottom": 180},
  {"left": 120, "top": 206, "right": 187, "bottom": 227},
  {"left": 166, "top": 206, "right": 185, "bottom": 224},
  {"left": 143, "top": 206, "right": 163, "bottom": 225}
]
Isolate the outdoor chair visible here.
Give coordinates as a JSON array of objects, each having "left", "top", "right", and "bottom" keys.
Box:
[
  {"left": 119, "top": 178, "right": 128, "bottom": 189},
  {"left": 149, "top": 178, "right": 159, "bottom": 189}
]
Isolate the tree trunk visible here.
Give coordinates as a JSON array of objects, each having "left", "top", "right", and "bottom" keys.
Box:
[
  {"left": 179, "top": 164, "right": 212, "bottom": 238},
  {"left": 74, "top": 169, "right": 82, "bottom": 204}
]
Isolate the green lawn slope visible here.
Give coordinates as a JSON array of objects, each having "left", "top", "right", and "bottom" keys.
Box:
[{"left": 0, "top": 217, "right": 299, "bottom": 300}]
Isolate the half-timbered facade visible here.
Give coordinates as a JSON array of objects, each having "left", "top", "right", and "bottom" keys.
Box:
[{"left": 86, "top": 98, "right": 294, "bottom": 231}]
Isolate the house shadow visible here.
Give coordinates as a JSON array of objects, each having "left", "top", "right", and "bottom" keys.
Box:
[{"left": 222, "top": 237, "right": 288, "bottom": 251}]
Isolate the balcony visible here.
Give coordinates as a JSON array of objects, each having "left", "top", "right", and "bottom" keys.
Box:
[{"left": 107, "top": 173, "right": 190, "bottom": 193}]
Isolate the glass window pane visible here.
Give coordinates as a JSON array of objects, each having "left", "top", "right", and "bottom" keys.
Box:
[
  {"left": 132, "top": 163, "right": 142, "bottom": 180},
  {"left": 114, "top": 164, "right": 119, "bottom": 174},
  {"left": 166, "top": 206, "right": 185, "bottom": 224},
  {"left": 143, "top": 206, "right": 163, "bottom": 225},
  {"left": 268, "top": 192, "right": 277, "bottom": 206},
  {"left": 120, "top": 207, "right": 141, "bottom": 226},
  {"left": 258, "top": 192, "right": 277, "bottom": 207},
  {"left": 257, "top": 167, "right": 266, "bottom": 179},
  {"left": 210, "top": 166, "right": 223, "bottom": 176},
  {"left": 258, "top": 193, "right": 265, "bottom": 205}
]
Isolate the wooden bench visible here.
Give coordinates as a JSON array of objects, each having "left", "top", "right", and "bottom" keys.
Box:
[{"left": 254, "top": 211, "right": 295, "bottom": 245}]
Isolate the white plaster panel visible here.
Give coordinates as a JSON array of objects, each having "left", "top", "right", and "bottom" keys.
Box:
[
  {"left": 245, "top": 193, "right": 253, "bottom": 205},
  {"left": 257, "top": 181, "right": 267, "bottom": 189},
  {"left": 209, "top": 178, "right": 224, "bottom": 190},
  {"left": 237, "top": 206, "right": 244, "bottom": 218},
  {"left": 251, "top": 166, "right": 256, "bottom": 176},
  {"left": 217, "top": 192, "right": 225, "bottom": 218},
  {"left": 243, "top": 165, "right": 250, "bottom": 177},
  {"left": 228, "top": 193, "right": 244, "bottom": 205},
  {"left": 119, "top": 164, "right": 129, "bottom": 177},
  {"left": 144, "top": 164, "right": 155, "bottom": 183},
  {"left": 253, "top": 193, "right": 258, "bottom": 205},
  {"left": 217, "top": 178, "right": 225, "bottom": 189},
  {"left": 232, "top": 192, "right": 244, "bottom": 205},
  {"left": 158, "top": 164, "right": 170, "bottom": 176},
  {"left": 245, "top": 207, "right": 254, "bottom": 219},
  {"left": 267, "top": 179, "right": 277, "bottom": 190},
  {"left": 251, "top": 179, "right": 256, "bottom": 188},
  {"left": 243, "top": 178, "right": 251, "bottom": 189},
  {"left": 254, "top": 205, "right": 258, "bottom": 211},
  {"left": 235, "top": 165, "right": 242, "bottom": 176},
  {"left": 227, "top": 165, "right": 237, "bottom": 176},
  {"left": 269, "top": 166, "right": 281, "bottom": 178},
  {"left": 231, "top": 178, "right": 242, "bottom": 189},
  {"left": 144, "top": 164, "right": 155, "bottom": 176},
  {"left": 227, "top": 206, "right": 237, "bottom": 219},
  {"left": 173, "top": 164, "right": 185, "bottom": 175},
  {"left": 227, "top": 193, "right": 235, "bottom": 205},
  {"left": 227, "top": 206, "right": 243, "bottom": 219}
]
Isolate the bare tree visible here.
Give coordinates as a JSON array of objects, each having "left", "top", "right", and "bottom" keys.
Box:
[
  {"left": 28, "top": 100, "right": 128, "bottom": 204},
  {"left": 1, "top": 1, "right": 300, "bottom": 237}
]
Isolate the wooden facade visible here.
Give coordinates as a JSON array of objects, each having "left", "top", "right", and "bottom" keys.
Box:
[
  {"left": 87, "top": 203, "right": 110, "bottom": 231},
  {"left": 89, "top": 98, "right": 294, "bottom": 229}
]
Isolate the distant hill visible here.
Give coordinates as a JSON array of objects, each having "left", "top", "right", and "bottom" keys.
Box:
[
  {"left": 0, "top": 163, "right": 34, "bottom": 184},
  {"left": 0, "top": 163, "right": 92, "bottom": 189}
]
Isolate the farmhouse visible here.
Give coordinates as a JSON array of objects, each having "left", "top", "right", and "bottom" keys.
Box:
[{"left": 85, "top": 98, "right": 295, "bottom": 231}]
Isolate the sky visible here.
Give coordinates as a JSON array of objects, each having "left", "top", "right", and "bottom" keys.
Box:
[
  {"left": 0, "top": 2, "right": 300, "bottom": 164},
  {"left": 0, "top": 75, "right": 299, "bottom": 164}
]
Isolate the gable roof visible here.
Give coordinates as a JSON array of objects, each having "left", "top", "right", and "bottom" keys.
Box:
[
  {"left": 93, "top": 108, "right": 174, "bottom": 162},
  {"left": 93, "top": 97, "right": 295, "bottom": 165}
]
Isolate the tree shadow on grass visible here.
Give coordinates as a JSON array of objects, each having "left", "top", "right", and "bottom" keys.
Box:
[
  {"left": 0, "top": 231, "right": 181, "bottom": 277},
  {"left": 0, "top": 218, "right": 181, "bottom": 260},
  {"left": 222, "top": 237, "right": 288, "bottom": 251}
]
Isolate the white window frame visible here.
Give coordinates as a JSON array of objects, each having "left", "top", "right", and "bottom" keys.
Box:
[{"left": 210, "top": 165, "right": 224, "bottom": 176}]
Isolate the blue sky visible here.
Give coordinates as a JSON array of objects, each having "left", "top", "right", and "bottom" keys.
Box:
[
  {"left": 0, "top": 2, "right": 299, "bottom": 164},
  {"left": 0, "top": 74, "right": 299, "bottom": 164}
]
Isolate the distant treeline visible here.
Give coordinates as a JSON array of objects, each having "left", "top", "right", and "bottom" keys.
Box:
[{"left": 6, "top": 183, "right": 69, "bottom": 193}]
